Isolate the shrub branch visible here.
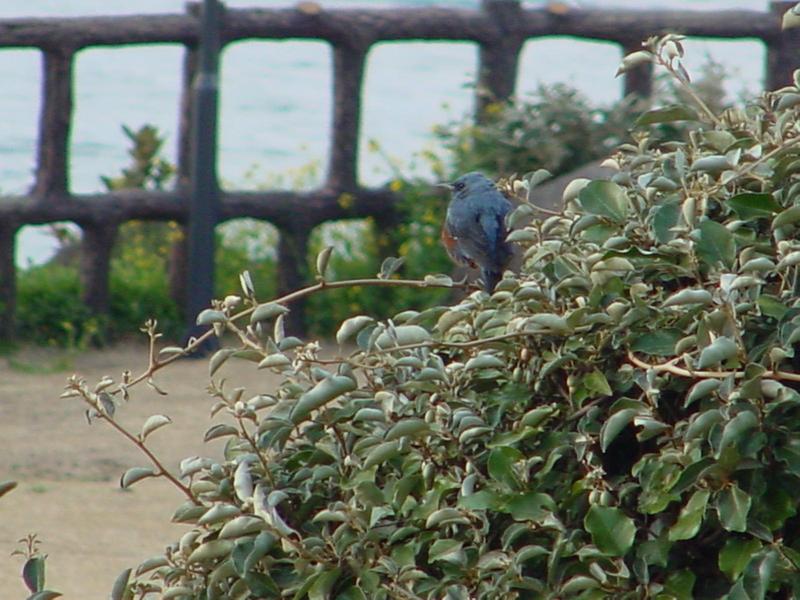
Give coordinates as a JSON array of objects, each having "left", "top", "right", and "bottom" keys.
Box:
[{"left": 627, "top": 350, "right": 800, "bottom": 383}]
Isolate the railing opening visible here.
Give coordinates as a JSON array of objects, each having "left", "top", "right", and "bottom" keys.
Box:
[
  {"left": 219, "top": 40, "right": 332, "bottom": 189},
  {"left": 72, "top": 45, "right": 183, "bottom": 194}
]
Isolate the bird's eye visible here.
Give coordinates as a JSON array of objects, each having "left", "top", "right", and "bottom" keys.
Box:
[{"left": 454, "top": 182, "right": 465, "bottom": 191}]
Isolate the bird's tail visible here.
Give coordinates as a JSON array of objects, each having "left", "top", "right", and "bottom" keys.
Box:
[{"left": 481, "top": 269, "right": 502, "bottom": 293}]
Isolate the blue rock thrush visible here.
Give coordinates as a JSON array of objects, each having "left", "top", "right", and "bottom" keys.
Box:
[{"left": 440, "top": 172, "right": 513, "bottom": 293}]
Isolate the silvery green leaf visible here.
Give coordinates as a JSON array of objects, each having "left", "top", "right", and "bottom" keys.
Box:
[
  {"left": 663, "top": 289, "right": 713, "bottom": 307},
  {"left": 379, "top": 256, "right": 405, "bottom": 279},
  {"left": 180, "top": 456, "right": 215, "bottom": 479},
  {"left": 507, "top": 229, "right": 537, "bottom": 243},
  {"left": 134, "top": 555, "right": 169, "bottom": 576},
  {"left": 691, "top": 155, "right": 732, "bottom": 174},
  {"left": 777, "top": 250, "right": 800, "bottom": 269},
  {"left": 98, "top": 392, "right": 115, "bottom": 417},
  {"left": 562, "top": 178, "right": 591, "bottom": 204},
  {"left": 274, "top": 313, "right": 285, "bottom": 343},
  {"left": 615, "top": 50, "right": 652, "bottom": 77},
  {"left": 739, "top": 257, "right": 775, "bottom": 273},
  {"left": 315, "top": 245, "right": 334, "bottom": 279},
  {"left": 527, "top": 168, "right": 552, "bottom": 188},
  {"left": 234, "top": 459, "right": 254, "bottom": 502},
  {"left": 783, "top": 3, "right": 800, "bottom": 29},
  {"left": 423, "top": 274, "right": 454, "bottom": 286},
  {"left": 187, "top": 540, "right": 233, "bottom": 564},
  {"left": 120, "top": 467, "right": 156, "bottom": 489},
  {"left": 94, "top": 376, "right": 114, "bottom": 393},
  {"left": 158, "top": 346, "right": 185, "bottom": 360},
  {"left": 258, "top": 354, "right": 291, "bottom": 369},
  {"left": 209, "top": 348, "right": 235, "bottom": 377},
  {"left": 336, "top": 315, "right": 375, "bottom": 346},
  {"left": 250, "top": 302, "right": 289, "bottom": 324},
  {"left": 140, "top": 414, "right": 172, "bottom": 441},
  {"left": 697, "top": 337, "right": 738, "bottom": 369},
  {"left": 204, "top": 423, "right": 239, "bottom": 442},
  {"left": 527, "top": 314, "right": 571, "bottom": 333},
  {"left": 219, "top": 516, "right": 265, "bottom": 539},
  {"left": 278, "top": 336, "right": 304, "bottom": 351},
  {"left": 196, "top": 309, "right": 226, "bottom": 326},
  {"left": 110, "top": 568, "right": 132, "bottom": 600},
  {"left": 198, "top": 503, "right": 241, "bottom": 526},
  {"left": 375, "top": 325, "right": 431, "bottom": 349},
  {"left": 239, "top": 270, "right": 255, "bottom": 298},
  {"left": 464, "top": 354, "right": 506, "bottom": 370},
  {"left": 773, "top": 205, "right": 800, "bottom": 229}
]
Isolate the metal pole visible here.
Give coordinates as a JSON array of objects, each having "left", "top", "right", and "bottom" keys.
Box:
[{"left": 184, "top": 0, "right": 222, "bottom": 347}]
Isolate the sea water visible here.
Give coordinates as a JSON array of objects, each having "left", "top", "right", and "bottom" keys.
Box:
[{"left": 0, "top": 0, "right": 767, "bottom": 265}]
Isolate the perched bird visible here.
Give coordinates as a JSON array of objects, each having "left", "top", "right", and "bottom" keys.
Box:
[{"left": 440, "top": 172, "right": 513, "bottom": 293}]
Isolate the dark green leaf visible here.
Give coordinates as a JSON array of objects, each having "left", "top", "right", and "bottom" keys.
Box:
[
  {"left": 578, "top": 181, "right": 630, "bottom": 223},
  {"left": 663, "top": 569, "right": 696, "bottom": 600},
  {"left": 719, "top": 538, "right": 761, "bottom": 581},
  {"left": 584, "top": 505, "right": 636, "bottom": 556},
  {"left": 695, "top": 220, "right": 735, "bottom": 270},
  {"left": 652, "top": 197, "right": 681, "bottom": 243},
  {"left": 245, "top": 572, "right": 280, "bottom": 597},
  {"left": 758, "top": 295, "right": 788, "bottom": 320},
  {"left": 507, "top": 492, "right": 556, "bottom": 521},
  {"left": 488, "top": 446, "right": 523, "bottom": 491},
  {"left": 727, "top": 193, "right": 781, "bottom": 220},
  {"left": 23, "top": 556, "right": 46, "bottom": 593},
  {"left": 600, "top": 408, "right": 641, "bottom": 453},
  {"left": 309, "top": 567, "right": 342, "bottom": 600},
  {"left": 716, "top": 484, "right": 751, "bottom": 532},
  {"left": 715, "top": 411, "right": 759, "bottom": 459},
  {"left": 669, "top": 489, "right": 710, "bottom": 541},
  {"left": 630, "top": 329, "right": 681, "bottom": 356},
  {"left": 743, "top": 548, "right": 778, "bottom": 600}
]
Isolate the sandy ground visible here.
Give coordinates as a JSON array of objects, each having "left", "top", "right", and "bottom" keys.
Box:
[{"left": 0, "top": 342, "right": 289, "bottom": 598}]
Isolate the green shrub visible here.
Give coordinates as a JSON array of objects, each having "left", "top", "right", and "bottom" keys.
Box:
[
  {"left": 16, "top": 264, "right": 94, "bottom": 346},
  {"left": 63, "top": 35, "right": 800, "bottom": 598},
  {"left": 434, "top": 58, "right": 732, "bottom": 180}
]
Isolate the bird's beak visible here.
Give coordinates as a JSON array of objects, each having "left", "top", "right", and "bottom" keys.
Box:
[{"left": 435, "top": 181, "right": 454, "bottom": 191}]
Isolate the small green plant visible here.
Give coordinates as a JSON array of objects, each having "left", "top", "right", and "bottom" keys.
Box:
[{"left": 11, "top": 533, "right": 61, "bottom": 600}]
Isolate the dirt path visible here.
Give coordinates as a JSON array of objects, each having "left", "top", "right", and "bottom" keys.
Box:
[{"left": 0, "top": 342, "right": 289, "bottom": 597}]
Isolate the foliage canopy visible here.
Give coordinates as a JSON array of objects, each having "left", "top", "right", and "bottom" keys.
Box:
[{"left": 56, "top": 35, "right": 800, "bottom": 598}]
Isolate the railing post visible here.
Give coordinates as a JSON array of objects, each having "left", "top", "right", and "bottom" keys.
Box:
[
  {"left": 328, "top": 43, "right": 368, "bottom": 190},
  {"left": 276, "top": 226, "right": 310, "bottom": 336},
  {"left": 33, "top": 47, "right": 74, "bottom": 198},
  {"left": 184, "top": 0, "right": 223, "bottom": 345},
  {"left": 476, "top": 0, "right": 524, "bottom": 120},
  {"left": 768, "top": 1, "right": 800, "bottom": 89},
  {"left": 169, "top": 43, "right": 199, "bottom": 312},
  {"left": 620, "top": 39, "right": 653, "bottom": 99},
  {"left": 0, "top": 221, "right": 18, "bottom": 342},
  {"left": 79, "top": 221, "right": 118, "bottom": 320}
]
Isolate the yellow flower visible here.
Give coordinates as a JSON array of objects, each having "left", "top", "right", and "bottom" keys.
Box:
[{"left": 338, "top": 193, "right": 355, "bottom": 210}]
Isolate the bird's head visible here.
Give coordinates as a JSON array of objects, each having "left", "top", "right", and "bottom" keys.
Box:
[{"left": 437, "top": 172, "right": 496, "bottom": 200}]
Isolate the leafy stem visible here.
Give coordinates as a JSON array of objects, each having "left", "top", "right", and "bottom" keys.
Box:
[{"left": 66, "top": 379, "right": 198, "bottom": 503}]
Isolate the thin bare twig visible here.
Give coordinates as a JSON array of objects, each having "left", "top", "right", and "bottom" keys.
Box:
[
  {"left": 626, "top": 350, "right": 800, "bottom": 382},
  {"left": 119, "top": 275, "right": 471, "bottom": 392}
]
